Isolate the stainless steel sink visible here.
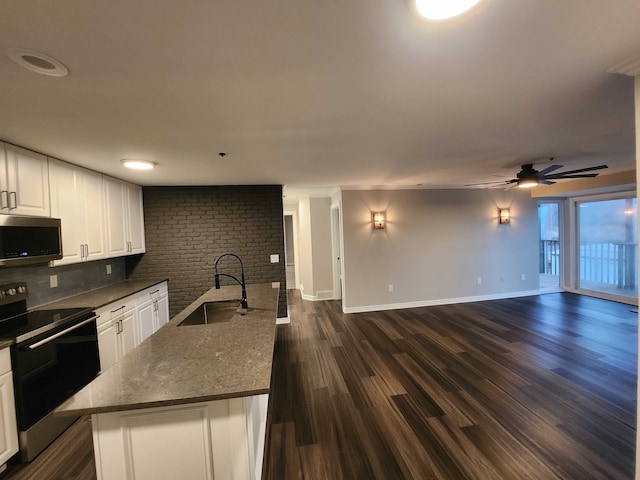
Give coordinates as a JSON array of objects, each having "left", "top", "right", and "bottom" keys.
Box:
[{"left": 177, "top": 300, "right": 244, "bottom": 326}]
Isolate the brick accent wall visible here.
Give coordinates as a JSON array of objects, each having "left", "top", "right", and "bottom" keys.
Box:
[{"left": 127, "top": 185, "right": 287, "bottom": 318}]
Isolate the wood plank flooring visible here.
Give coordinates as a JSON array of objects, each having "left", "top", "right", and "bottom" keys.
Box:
[
  {"left": 3, "top": 416, "right": 95, "bottom": 480},
  {"left": 3, "top": 291, "right": 636, "bottom": 479},
  {"left": 263, "top": 291, "right": 637, "bottom": 480}
]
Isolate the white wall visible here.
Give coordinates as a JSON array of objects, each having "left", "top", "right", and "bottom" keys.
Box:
[
  {"left": 341, "top": 188, "right": 540, "bottom": 312},
  {"left": 297, "top": 197, "right": 314, "bottom": 296},
  {"left": 294, "top": 196, "right": 334, "bottom": 300},
  {"left": 309, "top": 197, "right": 334, "bottom": 298}
]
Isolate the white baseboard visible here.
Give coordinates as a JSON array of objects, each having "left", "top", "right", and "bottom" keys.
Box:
[
  {"left": 276, "top": 314, "right": 291, "bottom": 324},
  {"left": 343, "top": 289, "right": 543, "bottom": 314},
  {"left": 301, "top": 290, "right": 335, "bottom": 302}
]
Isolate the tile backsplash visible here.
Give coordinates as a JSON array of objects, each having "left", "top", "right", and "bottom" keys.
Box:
[{"left": 0, "top": 258, "right": 126, "bottom": 309}]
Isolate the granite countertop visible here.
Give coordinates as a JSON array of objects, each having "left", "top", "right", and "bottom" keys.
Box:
[
  {"left": 35, "top": 278, "right": 169, "bottom": 311},
  {"left": 56, "top": 282, "right": 279, "bottom": 416},
  {"left": 0, "top": 279, "right": 168, "bottom": 350}
]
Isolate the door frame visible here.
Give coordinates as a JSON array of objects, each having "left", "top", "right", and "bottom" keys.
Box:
[{"left": 283, "top": 210, "right": 300, "bottom": 290}]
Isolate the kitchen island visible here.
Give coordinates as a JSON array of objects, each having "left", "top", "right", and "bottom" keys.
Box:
[{"left": 56, "top": 282, "right": 279, "bottom": 480}]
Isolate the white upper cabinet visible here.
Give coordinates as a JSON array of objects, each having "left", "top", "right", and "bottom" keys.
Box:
[
  {"left": 49, "top": 158, "right": 106, "bottom": 265},
  {"left": 104, "top": 176, "right": 146, "bottom": 257},
  {"left": 126, "top": 182, "right": 145, "bottom": 254},
  {"left": 0, "top": 143, "right": 50, "bottom": 216}
]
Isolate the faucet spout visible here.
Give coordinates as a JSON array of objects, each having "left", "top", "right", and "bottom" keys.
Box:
[{"left": 213, "top": 253, "right": 248, "bottom": 310}]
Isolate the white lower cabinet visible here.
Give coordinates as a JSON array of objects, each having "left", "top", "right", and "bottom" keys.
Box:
[
  {"left": 96, "top": 300, "right": 137, "bottom": 373},
  {"left": 0, "top": 350, "right": 18, "bottom": 470},
  {"left": 92, "top": 394, "right": 268, "bottom": 480},
  {"left": 96, "top": 282, "right": 170, "bottom": 372}
]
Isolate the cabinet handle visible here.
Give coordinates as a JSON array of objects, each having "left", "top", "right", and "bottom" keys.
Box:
[
  {"left": 0, "top": 191, "right": 7, "bottom": 209},
  {"left": 9, "top": 191, "right": 16, "bottom": 209},
  {"left": 111, "top": 305, "right": 126, "bottom": 314},
  {"left": 115, "top": 319, "right": 123, "bottom": 334},
  {"left": 80, "top": 244, "right": 85, "bottom": 259},
  {"left": 85, "top": 244, "right": 89, "bottom": 259}
]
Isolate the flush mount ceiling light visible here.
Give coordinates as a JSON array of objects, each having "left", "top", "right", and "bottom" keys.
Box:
[
  {"left": 6, "top": 48, "right": 69, "bottom": 77},
  {"left": 121, "top": 159, "right": 156, "bottom": 170},
  {"left": 414, "top": 0, "right": 484, "bottom": 20}
]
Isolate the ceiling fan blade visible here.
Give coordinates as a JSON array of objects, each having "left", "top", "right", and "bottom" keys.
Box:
[
  {"left": 540, "top": 179, "right": 556, "bottom": 185},
  {"left": 544, "top": 173, "right": 599, "bottom": 179},
  {"left": 464, "top": 180, "right": 511, "bottom": 186},
  {"left": 548, "top": 164, "right": 608, "bottom": 176},
  {"left": 538, "top": 164, "right": 563, "bottom": 175}
]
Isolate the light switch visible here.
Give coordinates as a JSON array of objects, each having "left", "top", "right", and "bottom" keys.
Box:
[
  {"left": 50, "top": 275, "right": 58, "bottom": 288},
  {"left": 270, "top": 254, "right": 280, "bottom": 263}
]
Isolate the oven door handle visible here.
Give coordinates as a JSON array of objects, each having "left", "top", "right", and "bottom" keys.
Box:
[{"left": 28, "top": 316, "right": 98, "bottom": 350}]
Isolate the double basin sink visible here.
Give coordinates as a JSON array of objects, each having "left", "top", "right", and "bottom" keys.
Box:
[{"left": 177, "top": 300, "right": 246, "bottom": 326}]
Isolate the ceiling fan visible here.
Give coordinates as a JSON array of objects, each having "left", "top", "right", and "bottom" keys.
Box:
[{"left": 465, "top": 161, "right": 609, "bottom": 189}]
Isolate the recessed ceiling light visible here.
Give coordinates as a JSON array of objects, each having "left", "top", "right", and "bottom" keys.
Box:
[
  {"left": 414, "top": 0, "right": 484, "bottom": 21},
  {"left": 6, "top": 48, "right": 69, "bottom": 77},
  {"left": 121, "top": 159, "right": 156, "bottom": 170}
]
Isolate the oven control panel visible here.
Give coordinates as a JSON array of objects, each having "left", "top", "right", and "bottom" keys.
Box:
[{"left": 0, "top": 282, "right": 28, "bottom": 305}]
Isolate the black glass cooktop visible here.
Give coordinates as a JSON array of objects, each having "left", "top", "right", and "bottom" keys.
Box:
[{"left": 0, "top": 307, "right": 94, "bottom": 343}]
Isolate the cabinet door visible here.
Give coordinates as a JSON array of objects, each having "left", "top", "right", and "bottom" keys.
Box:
[
  {"left": 119, "top": 310, "right": 137, "bottom": 358},
  {"left": 137, "top": 300, "right": 155, "bottom": 344},
  {"left": 104, "top": 176, "right": 128, "bottom": 257},
  {"left": 97, "top": 321, "right": 118, "bottom": 373},
  {"left": 0, "top": 350, "right": 18, "bottom": 467},
  {"left": 156, "top": 294, "right": 170, "bottom": 330},
  {"left": 0, "top": 144, "right": 8, "bottom": 213},
  {"left": 49, "top": 159, "right": 83, "bottom": 265},
  {"left": 4, "top": 144, "right": 50, "bottom": 216},
  {"left": 82, "top": 169, "right": 106, "bottom": 261},
  {"left": 127, "top": 183, "right": 145, "bottom": 254}
]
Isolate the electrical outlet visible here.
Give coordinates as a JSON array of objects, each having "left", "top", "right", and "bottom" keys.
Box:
[
  {"left": 106, "top": 264, "right": 112, "bottom": 275},
  {"left": 270, "top": 254, "right": 279, "bottom": 263},
  {"left": 388, "top": 284, "right": 394, "bottom": 292},
  {"left": 476, "top": 277, "right": 482, "bottom": 285},
  {"left": 50, "top": 275, "right": 58, "bottom": 288},
  {"left": 521, "top": 273, "right": 526, "bottom": 281}
]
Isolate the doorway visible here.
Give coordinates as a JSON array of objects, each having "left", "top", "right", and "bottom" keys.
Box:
[
  {"left": 283, "top": 212, "right": 300, "bottom": 290},
  {"left": 538, "top": 201, "right": 561, "bottom": 290},
  {"left": 331, "top": 205, "right": 342, "bottom": 300}
]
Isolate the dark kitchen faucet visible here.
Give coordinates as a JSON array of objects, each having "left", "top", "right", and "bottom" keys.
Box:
[{"left": 213, "top": 253, "right": 248, "bottom": 310}]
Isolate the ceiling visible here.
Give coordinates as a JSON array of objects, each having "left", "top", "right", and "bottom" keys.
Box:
[{"left": 0, "top": 0, "right": 639, "bottom": 190}]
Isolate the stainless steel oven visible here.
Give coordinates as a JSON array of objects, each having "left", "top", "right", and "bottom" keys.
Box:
[{"left": 0, "top": 282, "right": 100, "bottom": 462}]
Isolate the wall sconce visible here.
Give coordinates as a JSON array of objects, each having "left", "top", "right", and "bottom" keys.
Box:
[
  {"left": 498, "top": 208, "right": 510, "bottom": 225},
  {"left": 372, "top": 211, "right": 386, "bottom": 230}
]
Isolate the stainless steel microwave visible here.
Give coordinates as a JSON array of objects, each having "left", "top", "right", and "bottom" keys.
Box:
[{"left": 0, "top": 216, "right": 62, "bottom": 267}]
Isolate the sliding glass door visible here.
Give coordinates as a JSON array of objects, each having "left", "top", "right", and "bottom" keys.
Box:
[{"left": 577, "top": 195, "right": 637, "bottom": 299}]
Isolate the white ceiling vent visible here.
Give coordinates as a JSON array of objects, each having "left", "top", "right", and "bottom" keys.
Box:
[{"left": 5, "top": 48, "right": 69, "bottom": 77}]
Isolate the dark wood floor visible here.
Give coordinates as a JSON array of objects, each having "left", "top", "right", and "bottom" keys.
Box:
[
  {"left": 263, "top": 291, "right": 637, "bottom": 480},
  {"left": 4, "top": 416, "right": 95, "bottom": 480},
  {"left": 4, "top": 291, "right": 637, "bottom": 479}
]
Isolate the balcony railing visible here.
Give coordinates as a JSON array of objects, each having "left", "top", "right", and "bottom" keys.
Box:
[{"left": 540, "top": 239, "right": 638, "bottom": 291}]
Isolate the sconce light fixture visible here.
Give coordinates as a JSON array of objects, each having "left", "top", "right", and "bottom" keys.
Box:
[
  {"left": 498, "top": 208, "right": 510, "bottom": 225},
  {"left": 372, "top": 211, "right": 386, "bottom": 230}
]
